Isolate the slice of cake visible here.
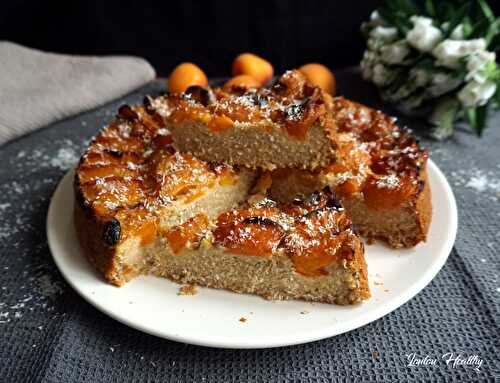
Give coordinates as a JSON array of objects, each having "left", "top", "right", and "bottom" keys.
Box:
[
  {"left": 154, "top": 188, "right": 369, "bottom": 305},
  {"left": 149, "top": 70, "right": 337, "bottom": 170},
  {"left": 75, "top": 104, "right": 256, "bottom": 285},
  {"left": 268, "top": 98, "right": 431, "bottom": 248}
]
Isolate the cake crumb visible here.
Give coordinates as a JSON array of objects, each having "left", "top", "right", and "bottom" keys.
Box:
[
  {"left": 178, "top": 284, "right": 198, "bottom": 296},
  {"left": 239, "top": 317, "right": 247, "bottom": 322},
  {"left": 372, "top": 351, "right": 380, "bottom": 361},
  {"left": 300, "top": 310, "right": 310, "bottom": 315}
]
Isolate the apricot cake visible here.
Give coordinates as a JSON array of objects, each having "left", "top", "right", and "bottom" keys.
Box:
[
  {"left": 74, "top": 69, "right": 432, "bottom": 305},
  {"left": 75, "top": 104, "right": 256, "bottom": 285},
  {"left": 153, "top": 70, "right": 337, "bottom": 170},
  {"left": 74, "top": 101, "right": 369, "bottom": 304},
  {"left": 268, "top": 98, "right": 431, "bottom": 248}
]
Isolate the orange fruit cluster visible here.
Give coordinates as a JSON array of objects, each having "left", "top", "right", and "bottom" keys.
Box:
[{"left": 168, "top": 54, "right": 336, "bottom": 95}]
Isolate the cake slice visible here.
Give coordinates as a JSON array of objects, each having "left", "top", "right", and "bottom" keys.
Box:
[
  {"left": 150, "top": 70, "right": 337, "bottom": 170},
  {"left": 75, "top": 104, "right": 256, "bottom": 285},
  {"left": 110, "top": 188, "right": 370, "bottom": 305},
  {"left": 268, "top": 98, "right": 431, "bottom": 248}
]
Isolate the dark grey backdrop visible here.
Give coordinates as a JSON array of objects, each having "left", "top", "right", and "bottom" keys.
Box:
[{"left": 0, "top": 0, "right": 382, "bottom": 76}]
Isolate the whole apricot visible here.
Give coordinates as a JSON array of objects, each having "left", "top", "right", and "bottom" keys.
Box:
[
  {"left": 298, "top": 63, "right": 336, "bottom": 95},
  {"left": 232, "top": 53, "right": 274, "bottom": 85},
  {"left": 223, "top": 75, "right": 261, "bottom": 91},
  {"left": 168, "top": 62, "right": 208, "bottom": 93}
]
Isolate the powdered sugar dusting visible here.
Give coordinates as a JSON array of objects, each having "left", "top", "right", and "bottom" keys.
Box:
[
  {"left": 376, "top": 173, "right": 400, "bottom": 189},
  {"left": 451, "top": 167, "right": 500, "bottom": 200},
  {"left": 49, "top": 147, "right": 79, "bottom": 170},
  {"left": 0, "top": 138, "right": 80, "bottom": 324}
]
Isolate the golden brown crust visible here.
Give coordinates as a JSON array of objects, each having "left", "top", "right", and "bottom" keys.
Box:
[{"left": 74, "top": 200, "right": 123, "bottom": 285}]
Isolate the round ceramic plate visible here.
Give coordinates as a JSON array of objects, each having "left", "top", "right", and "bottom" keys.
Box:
[{"left": 47, "top": 159, "right": 457, "bottom": 349}]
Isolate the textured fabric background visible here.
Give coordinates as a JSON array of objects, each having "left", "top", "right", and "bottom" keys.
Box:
[
  {"left": 0, "top": 73, "right": 498, "bottom": 382},
  {"left": 0, "top": 42, "right": 155, "bottom": 144}
]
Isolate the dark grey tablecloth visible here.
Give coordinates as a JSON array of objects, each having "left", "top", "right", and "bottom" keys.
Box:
[{"left": 0, "top": 73, "right": 498, "bottom": 382}]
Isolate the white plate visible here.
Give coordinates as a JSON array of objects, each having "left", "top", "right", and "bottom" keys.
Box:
[{"left": 47, "top": 159, "right": 457, "bottom": 349}]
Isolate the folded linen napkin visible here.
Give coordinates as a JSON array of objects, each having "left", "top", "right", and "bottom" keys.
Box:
[{"left": 0, "top": 41, "right": 156, "bottom": 145}]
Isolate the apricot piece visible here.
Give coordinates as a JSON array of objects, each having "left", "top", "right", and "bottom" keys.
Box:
[
  {"left": 168, "top": 63, "right": 208, "bottom": 93},
  {"left": 223, "top": 75, "right": 261, "bottom": 91},
  {"left": 298, "top": 63, "right": 336, "bottom": 95},
  {"left": 232, "top": 53, "right": 274, "bottom": 85},
  {"left": 362, "top": 174, "right": 416, "bottom": 210}
]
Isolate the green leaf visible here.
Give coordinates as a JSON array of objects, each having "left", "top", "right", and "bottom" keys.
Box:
[
  {"left": 462, "top": 16, "right": 474, "bottom": 38},
  {"left": 378, "top": 5, "right": 412, "bottom": 36},
  {"left": 465, "top": 107, "right": 477, "bottom": 128},
  {"left": 474, "top": 105, "right": 488, "bottom": 136},
  {"left": 425, "top": 0, "right": 436, "bottom": 17},
  {"left": 384, "top": 0, "right": 419, "bottom": 16},
  {"left": 430, "top": 98, "right": 460, "bottom": 140},
  {"left": 478, "top": 0, "right": 495, "bottom": 23},
  {"left": 444, "top": 2, "right": 470, "bottom": 38},
  {"left": 488, "top": 33, "right": 500, "bottom": 52},
  {"left": 485, "top": 18, "right": 500, "bottom": 46}
]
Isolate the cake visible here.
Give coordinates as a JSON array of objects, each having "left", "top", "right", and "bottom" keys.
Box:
[
  {"left": 151, "top": 70, "right": 338, "bottom": 170},
  {"left": 74, "top": 69, "right": 432, "bottom": 305},
  {"left": 268, "top": 98, "right": 431, "bottom": 248},
  {"left": 74, "top": 101, "right": 370, "bottom": 304}
]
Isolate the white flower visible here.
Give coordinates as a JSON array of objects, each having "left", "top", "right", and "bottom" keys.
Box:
[
  {"left": 450, "top": 24, "right": 464, "bottom": 40},
  {"left": 457, "top": 80, "right": 497, "bottom": 107},
  {"left": 360, "top": 50, "right": 380, "bottom": 80},
  {"left": 427, "top": 72, "right": 462, "bottom": 97},
  {"left": 441, "top": 23, "right": 464, "bottom": 40},
  {"left": 370, "top": 10, "right": 384, "bottom": 26},
  {"left": 432, "top": 39, "right": 486, "bottom": 68},
  {"left": 409, "top": 68, "right": 430, "bottom": 87},
  {"left": 363, "top": 50, "right": 379, "bottom": 63},
  {"left": 406, "top": 16, "right": 443, "bottom": 52},
  {"left": 372, "top": 64, "right": 395, "bottom": 86},
  {"left": 380, "top": 41, "right": 410, "bottom": 64},
  {"left": 370, "top": 26, "right": 398, "bottom": 43},
  {"left": 466, "top": 51, "right": 496, "bottom": 83}
]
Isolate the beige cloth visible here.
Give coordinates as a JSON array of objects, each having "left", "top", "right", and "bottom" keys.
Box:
[{"left": 0, "top": 41, "right": 156, "bottom": 144}]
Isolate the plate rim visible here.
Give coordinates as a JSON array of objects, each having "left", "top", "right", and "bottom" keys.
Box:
[{"left": 46, "top": 159, "right": 457, "bottom": 349}]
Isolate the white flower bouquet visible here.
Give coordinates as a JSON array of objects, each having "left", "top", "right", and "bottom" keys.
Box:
[{"left": 361, "top": 0, "right": 500, "bottom": 139}]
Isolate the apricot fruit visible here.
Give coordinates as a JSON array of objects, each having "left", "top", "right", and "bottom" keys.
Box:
[
  {"left": 298, "top": 63, "right": 336, "bottom": 95},
  {"left": 168, "top": 62, "right": 208, "bottom": 93},
  {"left": 232, "top": 53, "right": 274, "bottom": 85}
]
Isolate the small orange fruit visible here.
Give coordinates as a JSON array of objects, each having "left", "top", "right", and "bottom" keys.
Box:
[
  {"left": 232, "top": 53, "right": 274, "bottom": 85},
  {"left": 298, "top": 63, "right": 336, "bottom": 95},
  {"left": 223, "top": 75, "right": 261, "bottom": 91},
  {"left": 168, "top": 62, "right": 208, "bottom": 93}
]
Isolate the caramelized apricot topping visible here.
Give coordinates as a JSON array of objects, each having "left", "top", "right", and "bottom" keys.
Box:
[
  {"left": 214, "top": 208, "right": 285, "bottom": 256},
  {"left": 164, "top": 214, "right": 209, "bottom": 254},
  {"left": 363, "top": 174, "right": 417, "bottom": 210}
]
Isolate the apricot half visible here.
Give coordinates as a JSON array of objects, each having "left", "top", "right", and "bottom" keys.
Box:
[
  {"left": 298, "top": 63, "right": 336, "bottom": 95},
  {"left": 168, "top": 62, "right": 208, "bottom": 93},
  {"left": 232, "top": 53, "right": 274, "bottom": 85}
]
